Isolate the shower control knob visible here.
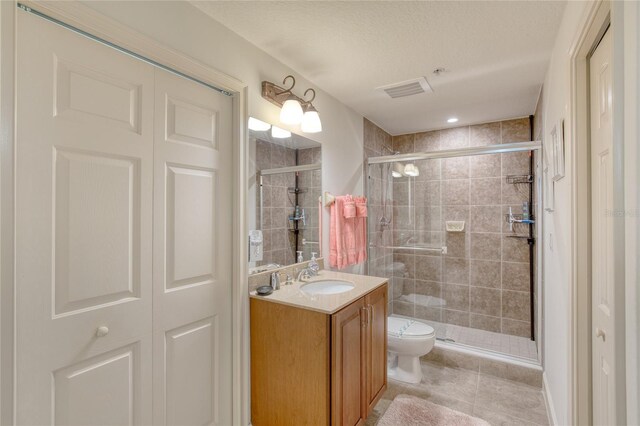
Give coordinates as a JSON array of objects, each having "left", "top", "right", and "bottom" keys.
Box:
[{"left": 96, "top": 326, "right": 109, "bottom": 337}]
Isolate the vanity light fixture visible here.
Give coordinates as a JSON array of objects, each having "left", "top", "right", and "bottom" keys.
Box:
[
  {"left": 301, "top": 89, "right": 322, "bottom": 133},
  {"left": 392, "top": 162, "right": 405, "bottom": 178},
  {"left": 271, "top": 125, "right": 291, "bottom": 139},
  {"left": 404, "top": 163, "right": 420, "bottom": 177},
  {"left": 248, "top": 117, "right": 271, "bottom": 131},
  {"left": 262, "top": 75, "right": 322, "bottom": 133},
  {"left": 447, "top": 117, "right": 459, "bottom": 123}
]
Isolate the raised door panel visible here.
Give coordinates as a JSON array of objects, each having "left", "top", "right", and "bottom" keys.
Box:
[
  {"left": 166, "top": 97, "right": 218, "bottom": 149},
  {"left": 54, "top": 149, "right": 141, "bottom": 314},
  {"left": 365, "top": 284, "right": 388, "bottom": 413},
  {"left": 332, "top": 298, "right": 366, "bottom": 426},
  {"left": 54, "top": 56, "right": 142, "bottom": 133},
  {"left": 165, "top": 318, "right": 219, "bottom": 426},
  {"left": 16, "top": 11, "right": 153, "bottom": 425},
  {"left": 54, "top": 344, "right": 140, "bottom": 425},
  {"left": 153, "top": 68, "right": 233, "bottom": 425},
  {"left": 166, "top": 165, "right": 216, "bottom": 289}
]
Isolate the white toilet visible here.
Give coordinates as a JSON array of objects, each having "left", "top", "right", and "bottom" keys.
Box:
[{"left": 387, "top": 316, "right": 436, "bottom": 384}]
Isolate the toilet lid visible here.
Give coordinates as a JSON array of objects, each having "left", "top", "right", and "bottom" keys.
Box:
[{"left": 388, "top": 316, "right": 434, "bottom": 338}]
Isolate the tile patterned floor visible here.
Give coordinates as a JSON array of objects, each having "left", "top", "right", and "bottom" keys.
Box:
[
  {"left": 366, "top": 359, "right": 549, "bottom": 426},
  {"left": 424, "top": 320, "right": 538, "bottom": 361}
]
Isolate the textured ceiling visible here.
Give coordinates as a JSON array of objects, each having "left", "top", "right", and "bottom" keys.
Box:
[{"left": 192, "top": 1, "right": 566, "bottom": 135}]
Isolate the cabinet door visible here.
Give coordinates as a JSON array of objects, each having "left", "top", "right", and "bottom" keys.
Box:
[
  {"left": 331, "top": 298, "right": 366, "bottom": 426},
  {"left": 365, "top": 284, "right": 388, "bottom": 414}
]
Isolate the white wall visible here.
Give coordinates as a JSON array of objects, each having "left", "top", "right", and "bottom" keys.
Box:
[
  {"left": 81, "top": 1, "right": 364, "bottom": 266},
  {"left": 538, "top": 2, "right": 591, "bottom": 425}
]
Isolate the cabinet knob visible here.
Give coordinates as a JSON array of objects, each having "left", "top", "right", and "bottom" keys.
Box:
[
  {"left": 96, "top": 326, "right": 109, "bottom": 337},
  {"left": 595, "top": 327, "right": 606, "bottom": 341}
]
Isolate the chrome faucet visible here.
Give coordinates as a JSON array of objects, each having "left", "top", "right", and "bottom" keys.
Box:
[
  {"left": 270, "top": 271, "right": 292, "bottom": 290},
  {"left": 296, "top": 267, "right": 318, "bottom": 282}
]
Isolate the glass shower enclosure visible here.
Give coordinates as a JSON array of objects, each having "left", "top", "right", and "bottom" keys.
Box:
[{"left": 366, "top": 142, "right": 541, "bottom": 362}]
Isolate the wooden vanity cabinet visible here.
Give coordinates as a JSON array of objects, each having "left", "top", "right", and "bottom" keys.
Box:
[{"left": 250, "top": 283, "right": 387, "bottom": 426}]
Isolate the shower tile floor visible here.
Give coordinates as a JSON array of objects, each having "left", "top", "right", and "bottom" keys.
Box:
[{"left": 425, "top": 320, "right": 538, "bottom": 361}]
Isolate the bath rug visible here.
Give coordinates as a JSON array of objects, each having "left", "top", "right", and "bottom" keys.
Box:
[{"left": 377, "top": 394, "right": 490, "bottom": 426}]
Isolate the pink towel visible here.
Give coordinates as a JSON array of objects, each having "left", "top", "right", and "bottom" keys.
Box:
[
  {"left": 330, "top": 195, "right": 368, "bottom": 269},
  {"left": 355, "top": 196, "right": 368, "bottom": 217},
  {"left": 343, "top": 195, "right": 357, "bottom": 218}
]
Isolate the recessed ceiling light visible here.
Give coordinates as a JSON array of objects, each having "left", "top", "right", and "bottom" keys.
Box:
[{"left": 447, "top": 117, "right": 459, "bottom": 123}]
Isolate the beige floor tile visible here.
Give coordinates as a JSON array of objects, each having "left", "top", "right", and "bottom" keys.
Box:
[
  {"left": 475, "top": 375, "right": 549, "bottom": 425},
  {"left": 416, "top": 362, "right": 479, "bottom": 404},
  {"left": 473, "top": 404, "right": 542, "bottom": 425}
]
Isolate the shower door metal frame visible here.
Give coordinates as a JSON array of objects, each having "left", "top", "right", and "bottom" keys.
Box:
[{"left": 366, "top": 140, "right": 541, "bottom": 165}]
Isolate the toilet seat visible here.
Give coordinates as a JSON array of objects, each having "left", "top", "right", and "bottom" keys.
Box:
[{"left": 388, "top": 317, "right": 435, "bottom": 338}]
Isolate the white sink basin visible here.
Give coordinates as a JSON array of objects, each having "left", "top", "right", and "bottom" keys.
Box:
[{"left": 300, "top": 280, "right": 355, "bottom": 296}]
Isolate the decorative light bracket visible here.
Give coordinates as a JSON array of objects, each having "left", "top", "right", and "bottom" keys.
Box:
[
  {"left": 262, "top": 75, "right": 322, "bottom": 132},
  {"left": 262, "top": 79, "right": 308, "bottom": 109}
]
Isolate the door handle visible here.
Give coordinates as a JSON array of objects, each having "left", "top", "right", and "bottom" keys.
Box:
[
  {"left": 595, "top": 327, "right": 606, "bottom": 341},
  {"left": 361, "top": 307, "right": 368, "bottom": 326},
  {"left": 96, "top": 326, "right": 109, "bottom": 337}
]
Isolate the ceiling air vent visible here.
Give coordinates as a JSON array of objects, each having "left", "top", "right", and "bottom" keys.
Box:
[{"left": 377, "top": 77, "right": 433, "bottom": 99}]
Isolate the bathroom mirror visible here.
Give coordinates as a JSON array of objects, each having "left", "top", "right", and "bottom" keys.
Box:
[{"left": 248, "top": 118, "right": 322, "bottom": 273}]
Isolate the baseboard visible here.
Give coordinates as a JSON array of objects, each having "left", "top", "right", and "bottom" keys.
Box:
[{"left": 543, "top": 372, "right": 559, "bottom": 426}]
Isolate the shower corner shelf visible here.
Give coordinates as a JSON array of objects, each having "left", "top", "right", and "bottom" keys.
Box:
[{"left": 505, "top": 174, "right": 534, "bottom": 184}]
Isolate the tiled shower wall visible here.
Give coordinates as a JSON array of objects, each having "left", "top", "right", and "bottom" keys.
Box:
[
  {"left": 255, "top": 139, "right": 321, "bottom": 266},
  {"left": 363, "top": 118, "right": 394, "bottom": 312},
  {"left": 374, "top": 117, "right": 535, "bottom": 338}
]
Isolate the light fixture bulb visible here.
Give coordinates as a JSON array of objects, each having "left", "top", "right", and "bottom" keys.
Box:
[
  {"left": 404, "top": 163, "right": 420, "bottom": 177},
  {"left": 392, "top": 162, "right": 405, "bottom": 178},
  {"left": 301, "top": 105, "right": 322, "bottom": 133},
  {"left": 271, "top": 126, "right": 291, "bottom": 139},
  {"left": 280, "top": 95, "right": 304, "bottom": 125},
  {"left": 447, "top": 117, "right": 459, "bottom": 123},
  {"left": 248, "top": 117, "right": 271, "bottom": 131}
]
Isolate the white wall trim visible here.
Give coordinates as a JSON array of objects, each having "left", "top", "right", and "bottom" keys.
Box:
[
  {"left": 1, "top": 1, "right": 250, "bottom": 424},
  {"left": 0, "top": 2, "right": 16, "bottom": 425},
  {"left": 622, "top": 1, "right": 640, "bottom": 423},
  {"left": 543, "top": 372, "right": 559, "bottom": 426}
]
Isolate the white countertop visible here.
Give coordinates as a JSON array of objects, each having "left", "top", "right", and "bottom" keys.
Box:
[{"left": 249, "top": 270, "right": 388, "bottom": 314}]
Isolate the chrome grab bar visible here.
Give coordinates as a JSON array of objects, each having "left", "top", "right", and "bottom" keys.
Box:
[{"left": 369, "top": 245, "right": 447, "bottom": 254}]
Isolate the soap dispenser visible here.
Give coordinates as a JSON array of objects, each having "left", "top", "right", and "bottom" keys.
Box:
[{"left": 309, "top": 252, "right": 320, "bottom": 274}]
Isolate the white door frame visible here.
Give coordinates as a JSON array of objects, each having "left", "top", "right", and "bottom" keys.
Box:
[
  {"left": 568, "top": 1, "right": 638, "bottom": 424},
  {"left": 0, "top": 1, "right": 250, "bottom": 424}
]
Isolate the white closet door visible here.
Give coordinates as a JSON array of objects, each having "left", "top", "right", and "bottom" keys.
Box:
[
  {"left": 16, "top": 11, "right": 154, "bottom": 425},
  {"left": 152, "top": 69, "right": 233, "bottom": 425},
  {"left": 590, "top": 27, "right": 617, "bottom": 426}
]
